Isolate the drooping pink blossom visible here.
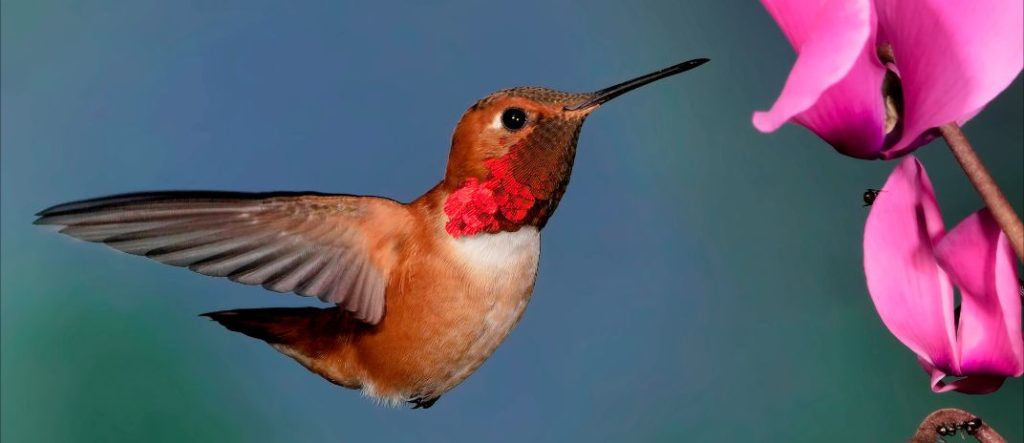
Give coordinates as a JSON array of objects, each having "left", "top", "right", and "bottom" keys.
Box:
[
  {"left": 753, "top": 0, "right": 1023, "bottom": 159},
  {"left": 864, "top": 156, "right": 1023, "bottom": 393}
]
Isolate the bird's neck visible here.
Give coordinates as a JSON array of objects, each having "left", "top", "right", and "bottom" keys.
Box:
[
  {"left": 440, "top": 153, "right": 535, "bottom": 237},
  {"left": 423, "top": 148, "right": 574, "bottom": 238}
]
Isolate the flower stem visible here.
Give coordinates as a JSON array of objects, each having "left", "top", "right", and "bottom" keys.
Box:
[
  {"left": 910, "top": 408, "right": 1006, "bottom": 443},
  {"left": 940, "top": 124, "right": 1024, "bottom": 262}
]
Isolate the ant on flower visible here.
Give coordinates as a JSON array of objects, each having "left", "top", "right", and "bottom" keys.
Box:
[
  {"left": 862, "top": 188, "right": 883, "bottom": 207},
  {"left": 935, "top": 417, "right": 983, "bottom": 441}
]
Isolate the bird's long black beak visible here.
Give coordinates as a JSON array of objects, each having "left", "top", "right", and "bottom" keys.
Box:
[{"left": 565, "top": 58, "right": 709, "bottom": 111}]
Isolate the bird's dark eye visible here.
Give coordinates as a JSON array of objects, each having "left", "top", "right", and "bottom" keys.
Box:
[{"left": 501, "top": 108, "right": 527, "bottom": 131}]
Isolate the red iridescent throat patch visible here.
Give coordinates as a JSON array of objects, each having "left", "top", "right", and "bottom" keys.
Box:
[{"left": 444, "top": 154, "right": 535, "bottom": 237}]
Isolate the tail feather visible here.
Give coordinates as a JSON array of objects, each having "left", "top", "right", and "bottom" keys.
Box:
[
  {"left": 203, "top": 307, "right": 319, "bottom": 344},
  {"left": 202, "top": 307, "right": 362, "bottom": 388}
]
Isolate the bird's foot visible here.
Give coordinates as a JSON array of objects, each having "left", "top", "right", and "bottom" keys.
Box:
[{"left": 408, "top": 396, "right": 439, "bottom": 409}]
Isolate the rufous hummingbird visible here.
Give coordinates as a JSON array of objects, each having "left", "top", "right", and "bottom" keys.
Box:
[{"left": 35, "top": 58, "right": 707, "bottom": 409}]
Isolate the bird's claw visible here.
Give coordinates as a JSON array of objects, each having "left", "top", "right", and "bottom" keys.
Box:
[{"left": 408, "top": 396, "right": 439, "bottom": 409}]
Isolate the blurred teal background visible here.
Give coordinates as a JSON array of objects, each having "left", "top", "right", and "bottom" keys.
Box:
[{"left": 2, "top": 1, "right": 1022, "bottom": 442}]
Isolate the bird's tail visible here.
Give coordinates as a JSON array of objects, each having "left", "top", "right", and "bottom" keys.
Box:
[{"left": 202, "top": 307, "right": 363, "bottom": 388}]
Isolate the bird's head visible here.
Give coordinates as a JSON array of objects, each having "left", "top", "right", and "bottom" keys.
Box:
[{"left": 441, "top": 58, "right": 708, "bottom": 237}]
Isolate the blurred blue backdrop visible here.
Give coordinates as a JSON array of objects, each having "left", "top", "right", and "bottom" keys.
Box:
[{"left": 2, "top": 1, "right": 1022, "bottom": 441}]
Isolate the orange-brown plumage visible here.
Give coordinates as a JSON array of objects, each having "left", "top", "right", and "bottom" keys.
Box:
[{"left": 34, "top": 58, "right": 707, "bottom": 408}]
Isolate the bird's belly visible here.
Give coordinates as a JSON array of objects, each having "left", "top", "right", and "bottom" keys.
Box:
[
  {"left": 434, "top": 227, "right": 541, "bottom": 394},
  {"left": 351, "top": 227, "right": 541, "bottom": 404}
]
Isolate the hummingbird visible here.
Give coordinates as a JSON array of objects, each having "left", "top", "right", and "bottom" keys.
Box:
[{"left": 35, "top": 58, "right": 708, "bottom": 409}]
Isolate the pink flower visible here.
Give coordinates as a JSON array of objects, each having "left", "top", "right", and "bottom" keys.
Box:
[
  {"left": 753, "top": 0, "right": 1023, "bottom": 159},
  {"left": 864, "top": 156, "right": 1023, "bottom": 393}
]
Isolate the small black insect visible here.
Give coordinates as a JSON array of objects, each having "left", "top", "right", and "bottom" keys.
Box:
[
  {"left": 963, "top": 417, "right": 983, "bottom": 435},
  {"left": 936, "top": 417, "right": 984, "bottom": 440},
  {"left": 936, "top": 423, "right": 957, "bottom": 437},
  {"left": 863, "top": 188, "right": 882, "bottom": 207}
]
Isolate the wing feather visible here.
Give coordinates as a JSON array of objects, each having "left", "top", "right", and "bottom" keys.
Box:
[{"left": 35, "top": 191, "right": 407, "bottom": 324}]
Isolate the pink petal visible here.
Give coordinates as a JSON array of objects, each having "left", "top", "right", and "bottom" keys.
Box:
[
  {"left": 934, "top": 210, "right": 1024, "bottom": 379},
  {"left": 752, "top": 0, "right": 870, "bottom": 129},
  {"left": 876, "top": 0, "right": 1024, "bottom": 157},
  {"left": 864, "top": 157, "right": 958, "bottom": 374},
  {"left": 791, "top": 43, "right": 888, "bottom": 159},
  {"left": 757, "top": 0, "right": 832, "bottom": 48},
  {"left": 921, "top": 357, "right": 1006, "bottom": 394},
  {"left": 754, "top": 0, "right": 888, "bottom": 159}
]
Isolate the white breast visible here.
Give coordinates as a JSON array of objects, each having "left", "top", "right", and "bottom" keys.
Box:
[
  {"left": 451, "top": 227, "right": 541, "bottom": 277},
  {"left": 434, "top": 227, "right": 541, "bottom": 395}
]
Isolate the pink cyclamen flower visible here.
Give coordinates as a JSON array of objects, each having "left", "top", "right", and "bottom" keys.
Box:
[
  {"left": 753, "top": 0, "right": 1023, "bottom": 159},
  {"left": 864, "top": 156, "right": 1023, "bottom": 393}
]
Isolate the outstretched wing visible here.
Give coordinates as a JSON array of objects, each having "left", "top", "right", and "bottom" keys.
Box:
[{"left": 35, "top": 191, "right": 409, "bottom": 325}]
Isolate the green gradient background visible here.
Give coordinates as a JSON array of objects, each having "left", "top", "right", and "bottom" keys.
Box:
[{"left": 2, "top": 1, "right": 1022, "bottom": 442}]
